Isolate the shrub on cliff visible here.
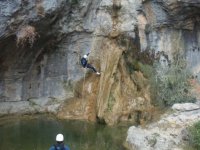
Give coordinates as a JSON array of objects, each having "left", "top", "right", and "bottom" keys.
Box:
[
  {"left": 16, "top": 25, "right": 38, "bottom": 47},
  {"left": 151, "top": 53, "right": 196, "bottom": 106},
  {"left": 188, "top": 121, "right": 200, "bottom": 149}
]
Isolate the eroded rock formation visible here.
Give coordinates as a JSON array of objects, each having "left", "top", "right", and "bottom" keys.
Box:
[{"left": 58, "top": 0, "right": 153, "bottom": 125}]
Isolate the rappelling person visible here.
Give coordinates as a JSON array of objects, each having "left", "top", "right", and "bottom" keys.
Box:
[
  {"left": 49, "top": 134, "right": 70, "bottom": 150},
  {"left": 81, "top": 52, "right": 100, "bottom": 75}
]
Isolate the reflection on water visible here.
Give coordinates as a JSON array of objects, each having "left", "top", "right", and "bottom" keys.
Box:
[{"left": 0, "top": 115, "right": 128, "bottom": 150}]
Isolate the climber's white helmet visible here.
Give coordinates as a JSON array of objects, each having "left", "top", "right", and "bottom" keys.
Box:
[
  {"left": 83, "top": 55, "right": 88, "bottom": 58},
  {"left": 56, "top": 134, "right": 64, "bottom": 142}
]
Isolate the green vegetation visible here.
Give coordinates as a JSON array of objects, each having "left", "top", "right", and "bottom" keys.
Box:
[
  {"left": 124, "top": 48, "right": 155, "bottom": 76},
  {"left": 70, "top": 0, "right": 80, "bottom": 5},
  {"left": 136, "top": 61, "right": 154, "bottom": 78},
  {"left": 126, "top": 50, "right": 195, "bottom": 107},
  {"left": 107, "top": 93, "right": 115, "bottom": 112},
  {"left": 123, "top": 36, "right": 195, "bottom": 107},
  {"left": 150, "top": 53, "right": 196, "bottom": 107},
  {"left": 188, "top": 121, "right": 200, "bottom": 149},
  {"left": 126, "top": 58, "right": 154, "bottom": 77}
]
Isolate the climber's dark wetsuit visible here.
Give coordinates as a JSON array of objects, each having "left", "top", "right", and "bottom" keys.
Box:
[{"left": 80, "top": 53, "right": 97, "bottom": 73}]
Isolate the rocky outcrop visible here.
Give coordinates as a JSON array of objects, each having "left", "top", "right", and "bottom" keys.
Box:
[
  {"left": 172, "top": 103, "right": 200, "bottom": 111},
  {"left": 126, "top": 102, "right": 200, "bottom": 150}
]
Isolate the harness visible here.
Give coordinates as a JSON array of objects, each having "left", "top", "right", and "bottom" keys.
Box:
[
  {"left": 81, "top": 57, "right": 87, "bottom": 68},
  {"left": 54, "top": 144, "right": 65, "bottom": 150}
]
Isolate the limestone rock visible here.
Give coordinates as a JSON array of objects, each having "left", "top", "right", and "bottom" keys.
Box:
[
  {"left": 126, "top": 126, "right": 176, "bottom": 150},
  {"left": 126, "top": 103, "right": 200, "bottom": 150},
  {"left": 0, "top": 98, "right": 61, "bottom": 116},
  {"left": 172, "top": 103, "right": 200, "bottom": 111}
]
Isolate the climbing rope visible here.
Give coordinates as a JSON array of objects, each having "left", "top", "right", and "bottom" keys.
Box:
[{"left": 80, "top": 68, "right": 86, "bottom": 112}]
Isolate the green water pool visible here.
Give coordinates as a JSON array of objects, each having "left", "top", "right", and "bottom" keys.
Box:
[{"left": 0, "top": 115, "right": 128, "bottom": 150}]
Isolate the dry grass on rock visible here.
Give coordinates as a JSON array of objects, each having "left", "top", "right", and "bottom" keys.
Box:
[{"left": 16, "top": 25, "right": 38, "bottom": 47}]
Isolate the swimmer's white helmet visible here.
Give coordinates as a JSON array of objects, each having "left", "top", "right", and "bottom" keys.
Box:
[{"left": 56, "top": 134, "right": 64, "bottom": 142}]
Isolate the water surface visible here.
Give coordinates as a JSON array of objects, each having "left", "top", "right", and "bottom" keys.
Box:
[{"left": 0, "top": 115, "right": 128, "bottom": 150}]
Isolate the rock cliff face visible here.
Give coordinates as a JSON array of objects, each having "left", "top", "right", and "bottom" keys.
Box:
[
  {"left": 0, "top": 0, "right": 200, "bottom": 125},
  {"left": 141, "top": 0, "right": 200, "bottom": 72}
]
